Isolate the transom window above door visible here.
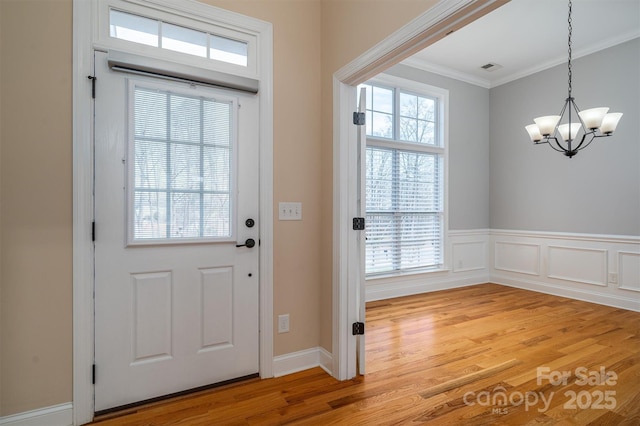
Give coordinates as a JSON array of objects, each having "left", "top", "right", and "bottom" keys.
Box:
[
  {"left": 110, "top": 9, "right": 249, "bottom": 67},
  {"left": 95, "top": 0, "right": 260, "bottom": 77}
]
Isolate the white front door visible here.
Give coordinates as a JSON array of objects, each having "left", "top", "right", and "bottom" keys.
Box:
[{"left": 93, "top": 51, "right": 260, "bottom": 411}]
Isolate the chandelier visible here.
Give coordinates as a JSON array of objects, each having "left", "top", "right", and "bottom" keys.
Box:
[{"left": 524, "top": 0, "right": 623, "bottom": 158}]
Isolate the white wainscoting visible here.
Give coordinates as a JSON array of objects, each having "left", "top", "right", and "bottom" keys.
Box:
[
  {"left": 494, "top": 241, "right": 540, "bottom": 275},
  {"left": 491, "top": 230, "right": 640, "bottom": 312},
  {"left": 365, "top": 229, "right": 491, "bottom": 302},
  {"left": 452, "top": 240, "right": 486, "bottom": 273},
  {"left": 619, "top": 251, "right": 640, "bottom": 293},
  {"left": 363, "top": 228, "right": 639, "bottom": 309},
  {"left": 0, "top": 403, "right": 72, "bottom": 426},
  {"left": 547, "top": 246, "right": 608, "bottom": 287}
]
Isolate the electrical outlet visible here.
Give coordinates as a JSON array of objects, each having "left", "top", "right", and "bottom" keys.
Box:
[
  {"left": 608, "top": 273, "right": 618, "bottom": 284},
  {"left": 278, "top": 314, "right": 290, "bottom": 333},
  {"left": 279, "top": 202, "right": 302, "bottom": 220}
]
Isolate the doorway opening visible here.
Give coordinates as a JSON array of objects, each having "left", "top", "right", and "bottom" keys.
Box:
[{"left": 332, "top": 0, "right": 509, "bottom": 380}]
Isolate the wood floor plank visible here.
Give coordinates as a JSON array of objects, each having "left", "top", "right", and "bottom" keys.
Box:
[
  {"left": 90, "top": 284, "right": 640, "bottom": 425},
  {"left": 419, "top": 358, "right": 521, "bottom": 399}
]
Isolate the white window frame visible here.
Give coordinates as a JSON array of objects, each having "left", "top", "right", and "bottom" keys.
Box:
[
  {"left": 364, "top": 73, "right": 449, "bottom": 279},
  {"left": 73, "top": 1, "right": 273, "bottom": 424}
]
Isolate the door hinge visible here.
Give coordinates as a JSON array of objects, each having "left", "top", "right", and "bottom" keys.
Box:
[
  {"left": 92, "top": 221, "right": 96, "bottom": 242},
  {"left": 353, "top": 111, "right": 365, "bottom": 126},
  {"left": 352, "top": 217, "right": 365, "bottom": 231},
  {"left": 92, "top": 364, "right": 96, "bottom": 385},
  {"left": 352, "top": 322, "right": 365, "bottom": 335},
  {"left": 88, "top": 75, "right": 97, "bottom": 98}
]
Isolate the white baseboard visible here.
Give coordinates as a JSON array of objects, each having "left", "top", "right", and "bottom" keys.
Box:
[
  {"left": 273, "top": 346, "right": 333, "bottom": 378},
  {"left": 366, "top": 274, "right": 489, "bottom": 302},
  {"left": 0, "top": 403, "right": 72, "bottom": 426},
  {"left": 319, "top": 347, "right": 333, "bottom": 376}
]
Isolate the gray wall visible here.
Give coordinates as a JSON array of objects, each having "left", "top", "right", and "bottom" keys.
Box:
[
  {"left": 489, "top": 38, "right": 640, "bottom": 236},
  {"left": 386, "top": 63, "right": 491, "bottom": 231}
]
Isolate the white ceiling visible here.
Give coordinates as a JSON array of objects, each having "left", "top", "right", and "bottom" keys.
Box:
[{"left": 403, "top": 0, "right": 640, "bottom": 88}]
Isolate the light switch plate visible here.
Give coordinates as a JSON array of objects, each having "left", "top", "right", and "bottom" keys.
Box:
[
  {"left": 278, "top": 314, "right": 290, "bottom": 333},
  {"left": 279, "top": 202, "right": 302, "bottom": 220}
]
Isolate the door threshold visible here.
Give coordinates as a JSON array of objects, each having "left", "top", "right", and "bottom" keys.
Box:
[{"left": 93, "top": 373, "right": 260, "bottom": 422}]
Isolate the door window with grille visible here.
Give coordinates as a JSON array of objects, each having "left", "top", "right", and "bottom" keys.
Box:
[
  {"left": 359, "top": 77, "right": 447, "bottom": 275},
  {"left": 128, "top": 81, "right": 237, "bottom": 244}
]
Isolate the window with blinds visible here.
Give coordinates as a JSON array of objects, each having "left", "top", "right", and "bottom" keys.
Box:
[
  {"left": 129, "top": 83, "right": 235, "bottom": 243},
  {"left": 359, "top": 80, "right": 445, "bottom": 276}
]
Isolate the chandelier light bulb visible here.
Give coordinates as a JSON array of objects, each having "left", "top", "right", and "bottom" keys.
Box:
[
  {"left": 599, "top": 113, "right": 623, "bottom": 134},
  {"left": 525, "top": 124, "right": 543, "bottom": 142},
  {"left": 558, "top": 122, "right": 582, "bottom": 142},
  {"left": 534, "top": 115, "right": 561, "bottom": 136},
  {"left": 578, "top": 107, "right": 609, "bottom": 130}
]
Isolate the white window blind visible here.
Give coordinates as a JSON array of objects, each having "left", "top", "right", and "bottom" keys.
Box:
[
  {"left": 130, "top": 85, "right": 234, "bottom": 242},
  {"left": 360, "top": 80, "right": 445, "bottom": 276}
]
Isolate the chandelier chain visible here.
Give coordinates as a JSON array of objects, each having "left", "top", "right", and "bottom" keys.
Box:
[{"left": 567, "top": 0, "right": 573, "bottom": 98}]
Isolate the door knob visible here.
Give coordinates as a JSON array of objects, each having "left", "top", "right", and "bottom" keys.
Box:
[{"left": 236, "top": 238, "right": 256, "bottom": 248}]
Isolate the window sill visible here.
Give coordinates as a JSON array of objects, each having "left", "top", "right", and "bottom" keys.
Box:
[{"left": 366, "top": 267, "right": 450, "bottom": 282}]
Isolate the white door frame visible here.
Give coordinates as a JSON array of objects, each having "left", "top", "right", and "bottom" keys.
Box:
[
  {"left": 331, "top": 0, "right": 509, "bottom": 380},
  {"left": 72, "top": 1, "right": 273, "bottom": 424}
]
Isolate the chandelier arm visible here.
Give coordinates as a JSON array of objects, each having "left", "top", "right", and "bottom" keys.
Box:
[
  {"left": 575, "top": 133, "right": 597, "bottom": 152},
  {"left": 569, "top": 98, "right": 588, "bottom": 130},
  {"left": 570, "top": 97, "right": 582, "bottom": 113},
  {"left": 550, "top": 138, "right": 569, "bottom": 154},
  {"left": 558, "top": 98, "right": 570, "bottom": 120},
  {"left": 549, "top": 145, "right": 567, "bottom": 154},
  {"left": 534, "top": 138, "right": 561, "bottom": 150},
  {"left": 554, "top": 98, "right": 570, "bottom": 138}
]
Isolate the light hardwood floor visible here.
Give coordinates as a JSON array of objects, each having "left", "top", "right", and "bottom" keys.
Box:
[{"left": 91, "top": 284, "right": 640, "bottom": 425}]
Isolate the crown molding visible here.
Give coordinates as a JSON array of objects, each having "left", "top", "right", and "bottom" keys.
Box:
[{"left": 403, "top": 32, "right": 640, "bottom": 89}]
